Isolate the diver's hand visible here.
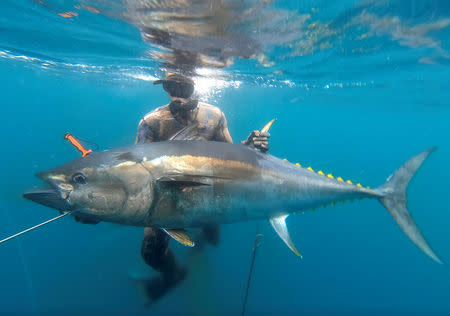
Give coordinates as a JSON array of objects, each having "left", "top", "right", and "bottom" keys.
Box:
[{"left": 241, "top": 130, "right": 270, "bottom": 153}]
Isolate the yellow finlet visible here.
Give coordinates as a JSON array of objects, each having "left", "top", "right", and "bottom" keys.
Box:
[
  {"left": 337, "top": 177, "right": 344, "bottom": 182},
  {"left": 357, "top": 183, "right": 362, "bottom": 187},
  {"left": 296, "top": 163, "right": 302, "bottom": 167},
  {"left": 346, "top": 180, "right": 353, "bottom": 184},
  {"left": 307, "top": 166, "right": 314, "bottom": 172},
  {"left": 283, "top": 158, "right": 288, "bottom": 161},
  {"left": 327, "top": 174, "right": 334, "bottom": 179},
  {"left": 331, "top": 202, "right": 335, "bottom": 206},
  {"left": 318, "top": 170, "right": 325, "bottom": 175}
]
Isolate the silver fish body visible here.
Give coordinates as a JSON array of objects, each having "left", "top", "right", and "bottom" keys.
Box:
[{"left": 24, "top": 141, "right": 442, "bottom": 263}]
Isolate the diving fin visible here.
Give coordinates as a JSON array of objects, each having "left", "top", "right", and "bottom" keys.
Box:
[
  {"left": 163, "top": 229, "right": 195, "bottom": 247},
  {"left": 377, "top": 147, "right": 443, "bottom": 264},
  {"left": 269, "top": 214, "right": 302, "bottom": 258}
]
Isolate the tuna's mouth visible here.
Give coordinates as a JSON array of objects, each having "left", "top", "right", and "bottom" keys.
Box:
[{"left": 23, "top": 189, "right": 71, "bottom": 211}]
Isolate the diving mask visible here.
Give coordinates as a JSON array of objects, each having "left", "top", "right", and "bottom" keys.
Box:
[{"left": 154, "top": 74, "right": 195, "bottom": 98}]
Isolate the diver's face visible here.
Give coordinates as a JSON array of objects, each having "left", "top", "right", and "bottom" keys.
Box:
[
  {"left": 162, "top": 78, "right": 196, "bottom": 112},
  {"left": 162, "top": 79, "right": 194, "bottom": 98},
  {"left": 169, "top": 94, "right": 198, "bottom": 111},
  {"left": 169, "top": 95, "right": 188, "bottom": 103}
]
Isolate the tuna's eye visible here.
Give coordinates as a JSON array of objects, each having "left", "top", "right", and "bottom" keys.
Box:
[{"left": 72, "top": 173, "right": 86, "bottom": 184}]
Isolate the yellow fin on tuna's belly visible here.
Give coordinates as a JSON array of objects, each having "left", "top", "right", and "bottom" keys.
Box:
[{"left": 163, "top": 228, "right": 195, "bottom": 247}]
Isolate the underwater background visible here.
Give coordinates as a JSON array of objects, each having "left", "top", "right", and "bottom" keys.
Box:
[{"left": 1, "top": 0, "right": 450, "bottom": 315}]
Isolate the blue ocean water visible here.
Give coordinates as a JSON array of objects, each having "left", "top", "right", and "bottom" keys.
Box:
[{"left": 1, "top": 0, "right": 450, "bottom": 315}]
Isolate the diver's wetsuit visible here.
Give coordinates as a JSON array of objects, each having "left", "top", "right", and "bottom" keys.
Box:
[
  {"left": 136, "top": 101, "right": 232, "bottom": 144},
  {"left": 135, "top": 101, "right": 232, "bottom": 302}
]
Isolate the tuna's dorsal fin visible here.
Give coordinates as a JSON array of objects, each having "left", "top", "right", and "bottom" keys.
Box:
[
  {"left": 163, "top": 228, "right": 195, "bottom": 247},
  {"left": 269, "top": 214, "right": 302, "bottom": 258}
]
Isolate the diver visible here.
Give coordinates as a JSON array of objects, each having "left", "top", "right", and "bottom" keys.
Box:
[{"left": 135, "top": 73, "right": 270, "bottom": 302}]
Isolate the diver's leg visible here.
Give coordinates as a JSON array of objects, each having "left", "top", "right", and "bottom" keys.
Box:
[
  {"left": 140, "top": 227, "right": 187, "bottom": 302},
  {"left": 141, "top": 227, "right": 171, "bottom": 271},
  {"left": 202, "top": 224, "right": 220, "bottom": 246}
]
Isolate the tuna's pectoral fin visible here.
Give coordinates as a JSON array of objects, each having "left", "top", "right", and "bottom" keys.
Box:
[
  {"left": 269, "top": 214, "right": 302, "bottom": 258},
  {"left": 163, "top": 229, "right": 195, "bottom": 247},
  {"left": 157, "top": 175, "right": 212, "bottom": 188}
]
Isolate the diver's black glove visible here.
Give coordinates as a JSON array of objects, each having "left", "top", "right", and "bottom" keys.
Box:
[{"left": 241, "top": 130, "right": 270, "bottom": 153}]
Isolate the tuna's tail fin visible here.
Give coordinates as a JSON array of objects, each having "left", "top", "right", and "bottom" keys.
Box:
[{"left": 377, "top": 147, "right": 442, "bottom": 264}]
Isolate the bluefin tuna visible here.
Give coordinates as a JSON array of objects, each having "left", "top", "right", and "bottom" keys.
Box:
[{"left": 23, "top": 141, "right": 441, "bottom": 263}]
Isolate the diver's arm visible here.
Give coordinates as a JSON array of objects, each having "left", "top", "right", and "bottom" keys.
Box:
[
  {"left": 136, "top": 118, "right": 156, "bottom": 144},
  {"left": 214, "top": 112, "right": 233, "bottom": 143}
]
